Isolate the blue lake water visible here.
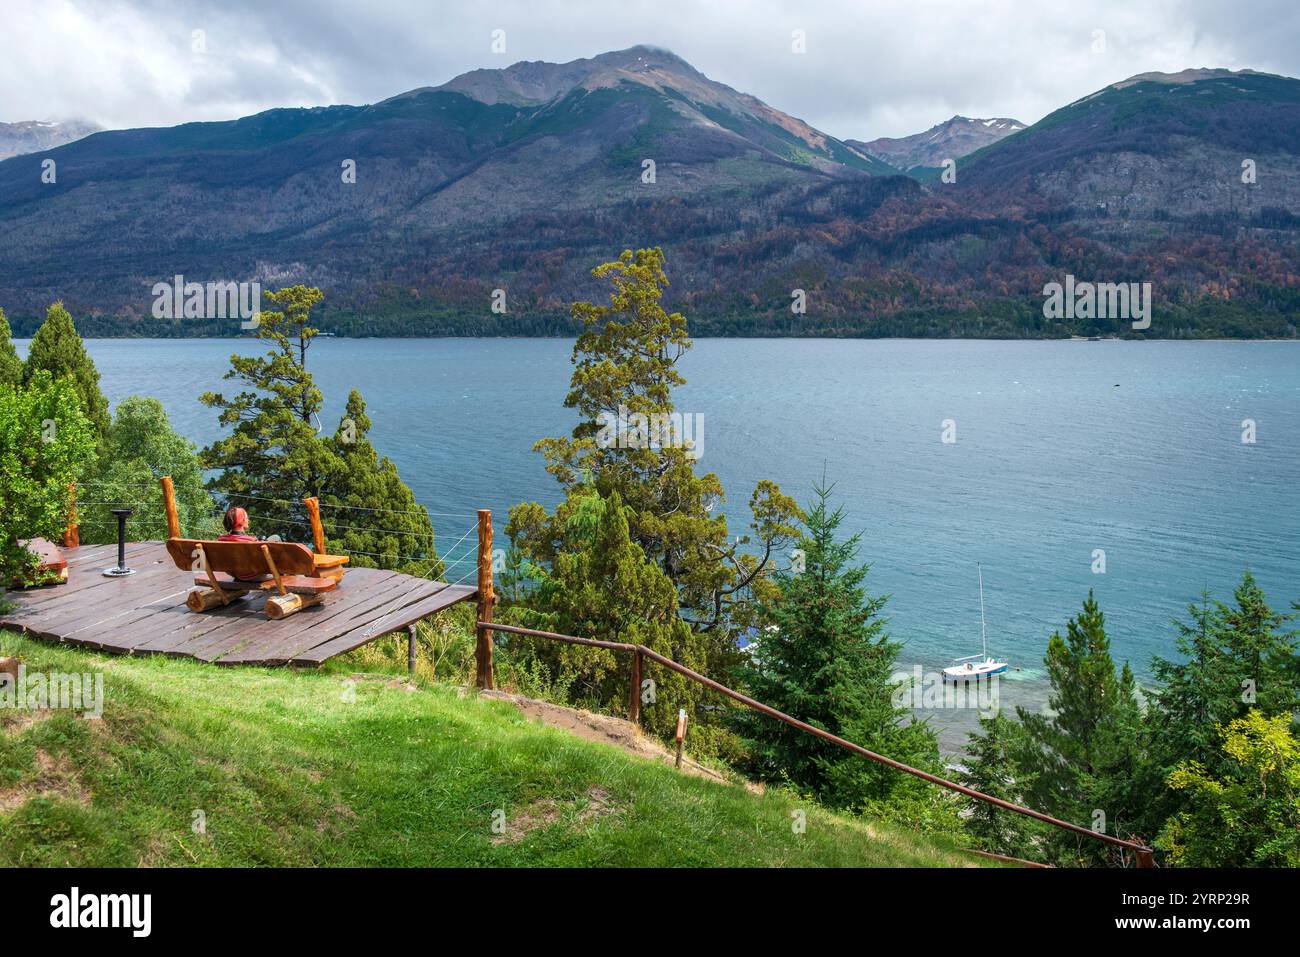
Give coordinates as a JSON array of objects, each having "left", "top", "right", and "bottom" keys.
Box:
[{"left": 21, "top": 337, "right": 1300, "bottom": 751}]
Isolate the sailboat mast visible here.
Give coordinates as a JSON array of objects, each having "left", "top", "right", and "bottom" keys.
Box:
[{"left": 978, "top": 563, "right": 988, "bottom": 658}]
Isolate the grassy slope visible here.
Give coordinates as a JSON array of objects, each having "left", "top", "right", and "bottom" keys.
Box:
[{"left": 0, "top": 633, "right": 986, "bottom": 867}]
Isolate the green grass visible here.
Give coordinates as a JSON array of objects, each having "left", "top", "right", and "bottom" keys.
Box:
[{"left": 0, "top": 632, "right": 989, "bottom": 867}]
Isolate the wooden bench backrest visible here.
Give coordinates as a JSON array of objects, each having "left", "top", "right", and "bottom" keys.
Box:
[{"left": 166, "top": 539, "right": 319, "bottom": 578}]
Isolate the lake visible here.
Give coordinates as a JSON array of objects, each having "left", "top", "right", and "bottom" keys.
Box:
[{"left": 20, "top": 336, "right": 1300, "bottom": 752}]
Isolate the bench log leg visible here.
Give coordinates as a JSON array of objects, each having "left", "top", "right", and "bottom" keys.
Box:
[
  {"left": 187, "top": 586, "right": 251, "bottom": 612},
  {"left": 265, "top": 591, "right": 324, "bottom": 620}
]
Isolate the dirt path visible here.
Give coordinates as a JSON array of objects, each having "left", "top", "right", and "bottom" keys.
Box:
[{"left": 480, "top": 689, "right": 746, "bottom": 787}]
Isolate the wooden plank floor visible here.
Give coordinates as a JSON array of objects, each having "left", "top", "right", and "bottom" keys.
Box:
[{"left": 0, "top": 542, "right": 477, "bottom": 666}]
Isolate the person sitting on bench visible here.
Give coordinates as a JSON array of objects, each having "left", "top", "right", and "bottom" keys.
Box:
[
  {"left": 217, "top": 506, "right": 265, "bottom": 582},
  {"left": 218, "top": 506, "right": 258, "bottom": 543}
]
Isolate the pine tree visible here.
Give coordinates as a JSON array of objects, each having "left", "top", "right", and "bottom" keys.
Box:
[
  {"left": 513, "top": 248, "right": 799, "bottom": 627},
  {"left": 958, "top": 712, "right": 1045, "bottom": 859},
  {"left": 200, "top": 285, "right": 340, "bottom": 538},
  {"left": 1015, "top": 592, "right": 1147, "bottom": 865},
  {"left": 0, "top": 308, "right": 23, "bottom": 388},
  {"left": 510, "top": 490, "right": 708, "bottom": 747},
  {"left": 321, "top": 390, "right": 441, "bottom": 577},
  {"left": 22, "top": 301, "right": 110, "bottom": 449},
  {"left": 508, "top": 249, "right": 799, "bottom": 746},
  {"left": 200, "top": 287, "right": 437, "bottom": 573},
  {"left": 733, "top": 480, "right": 942, "bottom": 811},
  {"left": 1143, "top": 573, "right": 1298, "bottom": 832}
]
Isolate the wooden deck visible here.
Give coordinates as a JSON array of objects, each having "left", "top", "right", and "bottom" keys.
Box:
[{"left": 0, "top": 542, "right": 477, "bottom": 666}]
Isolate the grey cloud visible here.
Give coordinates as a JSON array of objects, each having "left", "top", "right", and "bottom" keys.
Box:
[{"left": 1, "top": 0, "right": 1297, "bottom": 140}]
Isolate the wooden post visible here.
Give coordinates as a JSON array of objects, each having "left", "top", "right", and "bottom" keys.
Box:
[
  {"left": 1136, "top": 847, "right": 1155, "bottom": 869},
  {"left": 61, "top": 482, "right": 79, "bottom": 548},
  {"left": 474, "top": 509, "right": 495, "bottom": 690},
  {"left": 407, "top": 623, "right": 418, "bottom": 675},
  {"left": 675, "top": 709, "right": 687, "bottom": 768},
  {"left": 628, "top": 649, "right": 642, "bottom": 726},
  {"left": 160, "top": 476, "right": 180, "bottom": 539},
  {"left": 303, "top": 496, "right": 326, "bottom": 554}
]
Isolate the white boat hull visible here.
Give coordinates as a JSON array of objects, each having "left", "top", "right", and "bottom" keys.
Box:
[{"left": 942, "top": 660, "right": 1008, "bottom": 681}]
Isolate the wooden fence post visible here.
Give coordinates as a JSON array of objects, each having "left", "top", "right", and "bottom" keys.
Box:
[
  {"left": 160, "top": 476, "right": 180, "bottom": 540},
  {"left": 303, "top": 496, "right": 326, "bottom": 554},
  {"left": 407, "top": 622, "right": 418, "bottom": 675},
  {"left": 61, "top": 481, "right": 80, "bottom": 548},
  {"left": 628, "top": 649, "right": 642, "bottom": 726},
  {"left": 475, "top": 509, "right": 495, "bottom": 690}
]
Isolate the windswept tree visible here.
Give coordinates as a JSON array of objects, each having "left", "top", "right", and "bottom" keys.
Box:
[
  {"left": 201, "top": 286, "right": 437, "bottom": 572},
  {"left": 0, "top": 372, "right": 95, "bottom": 584},
  {"left": 0, "top": 308, "right": 22, "bottom": 388},
  {"left": 732, "top": 480, "right": 943, "bottom": 812},
  {"left": 508, "top": 248, "right": 798, "bottom": 748},
  {"left": 22, "top": 301, "right": 110, "bottom": 451}
]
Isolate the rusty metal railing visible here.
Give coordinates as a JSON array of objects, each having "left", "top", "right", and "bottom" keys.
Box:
[{"left": 475, "top": 619, "right": 1155, "bottom": 867}]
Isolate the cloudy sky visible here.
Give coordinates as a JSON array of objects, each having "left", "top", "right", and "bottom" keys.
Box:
[{"left": 4, "top": 0, "right": 1299, "bottom": 139}]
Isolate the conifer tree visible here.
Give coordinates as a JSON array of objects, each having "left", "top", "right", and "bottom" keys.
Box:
[
  {"left": 509, "top": 249, "right": 799, "bottom": 747},
  {"left": 0, "top": 308, "right": 22, "bottom": 388},
  {"left": 1158, "top": 710, "right": 1300, "bottom": 868},
  {"left": 22, "top": 301, "right": 110, "bottom": 449},
  {"left": 1015, "top": 592, "right": 1146, "bottom": 865},
  {"left": 733, "top": 480, "right": 942, "bottom": 810},
  {"left": 200, "top": 285, "right": 340, "bottom": 536},
  {"left": 510, "top": 489, "right": 708, "bottom": 745},
  {"left": 1142, "top": 573, "right": 1298, "bottom": 832},
  {"left": 201, "top": 287, "right": 437, "bottom": 572},
  {"left": 322, "top": 390, "right": 441, "bottom": 577},
  {"left": 958, "top": 712, "right": 1046, "bottom": 859},
  {"left": 514, "top": 248, "right": 799, "bottom": 630}
]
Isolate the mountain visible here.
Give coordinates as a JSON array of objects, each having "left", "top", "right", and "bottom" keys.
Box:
[
  {"left": 959, "top": 68, "right": 1300, "bottom": 216},
  {"left": 0, "top": 56, "right": 1297, "bottom": 340},
  {"left": 0, "top": 45, "right": 901, "bottom": 328},
  {"left": 848, "top": 115, "right": 1024, "bottom": 171},
  {"left": 0, "top": 119, "right": 102, "bottom": 160}
]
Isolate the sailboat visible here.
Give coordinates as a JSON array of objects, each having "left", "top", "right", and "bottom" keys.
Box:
[{"left": 943, "top": 563, "right": 1009, "bottom": 681}]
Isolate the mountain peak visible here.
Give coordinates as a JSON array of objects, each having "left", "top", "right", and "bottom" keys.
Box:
[
  {"left": 0, "top": 117, "right": 102, "bottom": 160},
  {"left": 849, "top": 114, "right": 1024, "bottom": 170},
  {"left": 404, "top": 45, "right": 702, "bottom": 107},
  {"left": 1111, "top": 67, "right": 1269, "bottom": 89}
]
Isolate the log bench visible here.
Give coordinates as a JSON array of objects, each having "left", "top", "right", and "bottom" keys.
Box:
[{"left": 165, "top": 539, "right": 349, "bottom": 620}]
